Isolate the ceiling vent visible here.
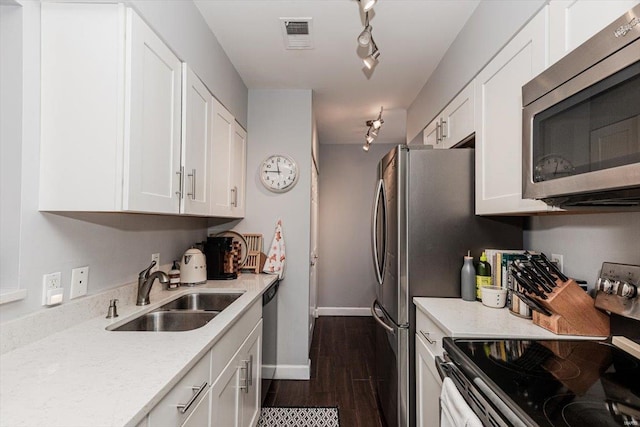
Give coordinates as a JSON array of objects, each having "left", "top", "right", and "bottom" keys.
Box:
[{"left": 280, "top": 18, "right": 313, "bottom": 50}]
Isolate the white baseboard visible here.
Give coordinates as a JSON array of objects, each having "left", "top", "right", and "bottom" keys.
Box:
[
  {"left": 273, "top": 359, "right": 311, "bottom": 380},
  {"left": 316, "top": 307, "right": 371, "bottom": 316}
]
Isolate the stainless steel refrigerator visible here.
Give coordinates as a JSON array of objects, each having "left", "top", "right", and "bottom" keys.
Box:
[{"left": 370, "top": 145, "right": 523, "bottom": 427}]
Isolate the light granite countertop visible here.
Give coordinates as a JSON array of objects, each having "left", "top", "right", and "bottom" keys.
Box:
[
  {"left": 0, "top": 274, "right": 277, "bottom": 427},
  {"left": 413, "top": 297, "right": 606, "bottom": 339}
]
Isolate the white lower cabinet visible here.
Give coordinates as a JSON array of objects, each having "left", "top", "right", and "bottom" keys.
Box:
[
  {"left": 211, "top": 320, "right": 262, "bottom": 427},
  {"left": 415, "top": 309, "right": 446, "bottom": 427},
  {"left": 148, "top": 300, "right": 262, "bottom": 427},
  {"left": 148, "top": 351, "right": 212, "bottom": 427}
]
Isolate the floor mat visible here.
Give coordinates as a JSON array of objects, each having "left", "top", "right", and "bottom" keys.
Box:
[{"left": 257, "top": 406, "right": 340, "bottom": 427}]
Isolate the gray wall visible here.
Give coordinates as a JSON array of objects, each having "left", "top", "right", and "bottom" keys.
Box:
[
  {"left": 231, "top": 90, "right": 313, "bottom": 377},
  {"left": 406, "top": 0, "right": 545, "bottom": 143},
  {"left": 0, "top": 0, "right": 247, "bottom": 321},
  {"left": 317, "top": 143, "right": 396, "bottom": 311},
  {"left": 524, "top": 213, "right": 640, "bottom": 287}
]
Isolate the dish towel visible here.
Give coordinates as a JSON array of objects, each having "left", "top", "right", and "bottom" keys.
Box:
[
  {"left": 440, "top": 377, "right": 482, "bottom": 427},
  {"left": 263, "top": 219, "right": 286, "bottom": 279}
]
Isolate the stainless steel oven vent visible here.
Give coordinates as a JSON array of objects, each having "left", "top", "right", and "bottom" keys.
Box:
[{"left": 280, "top": 18, "right": 313, "bottom": 49}]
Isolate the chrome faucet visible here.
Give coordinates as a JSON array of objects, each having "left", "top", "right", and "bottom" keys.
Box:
[{"left": 137, "top": 261, "right": 169, "bottom": 306}]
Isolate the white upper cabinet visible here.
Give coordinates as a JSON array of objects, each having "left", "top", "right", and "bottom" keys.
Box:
[
  {"left": 181, "top": 64, "right": 214, "bottom": 216},
  {"left": 423, "top": 80, "right": 475, "bottom": 149},
  {"left": 475, "top": 7, "right": 552, "bottom": 215},
  {"left": 210, "top": 100, "right": 246, "bottom": 218},
  {"left": 40, "top": 3, "right": 182, "bottom": 214},
  {"left": 549, "top": 0, "right": 640, "bottom": 65},
  {"left": 125, "top": 9, "right": 183, "bottom": 214}
]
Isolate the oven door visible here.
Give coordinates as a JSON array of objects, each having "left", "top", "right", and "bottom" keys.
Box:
[
  {"left": 523, "top": 41, "right": 640, "bottom": 205},
  {"left": 436, "top": 354, "right": 526, "bottom": 427}
]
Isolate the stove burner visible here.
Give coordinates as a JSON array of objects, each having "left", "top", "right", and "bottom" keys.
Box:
[
  {"left": 485, "top": 341, "right": 582, "bottom": 380},
  {"left": 560, "top": 400, "right": 619, "bottom": 427}
]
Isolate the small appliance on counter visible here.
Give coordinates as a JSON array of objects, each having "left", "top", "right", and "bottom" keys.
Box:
[
  {"left": 180, "top": 248, "right": 207, "bottom": 286},
  {"left": 205, "top": 236, "right": 237, "bottom": 280}
]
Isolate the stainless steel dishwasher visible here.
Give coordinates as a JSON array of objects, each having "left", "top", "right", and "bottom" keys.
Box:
[{"left": 261, "top": 280, "right": 279, "bottom": 403}]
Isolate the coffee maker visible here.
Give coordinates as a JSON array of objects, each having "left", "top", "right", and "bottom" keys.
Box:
[{"left": 205, "top": 236, "right": 237, "bottom": 280}]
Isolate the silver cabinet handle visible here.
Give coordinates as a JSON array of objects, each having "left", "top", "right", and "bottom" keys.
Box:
[
  {"left": 230, "top": 187, "right": 237, "bottom": 207},
  {"left": 435, "top": 121, "right": 441, "bottom": 144},
  {"left": 176, "top": 381, "right": 207, "bottom": 413},
  {"left": 239, "top": 360, "right": 250, "bottom": 393},
  {"left": 187, "top": 168, "right": 196, "bottom": 200},
  {"left": 440, "top": 119, "right": 447, "bottom": 140},
  {"left": 420, "top": 330, "right": 436, "bottom": 345},
  {"left": 247, "top": 354, "right": 253, "bottom": 386},
  {"left": 175, "top": 167, "right": 184, "bottom": 198}
]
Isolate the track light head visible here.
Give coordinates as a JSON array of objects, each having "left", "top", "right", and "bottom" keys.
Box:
[
  {"left": 370, "top": 128, "right": 378, "bottom": 137},
  {"left": 363, "top": 142, "right": 371, "bottom": 152},
  {"left": 366, "top": 133, "right": 375, "bottom": 144},
  {"left": 360, "top": 0, "right": 377, "bottom": 12},
  {"left": 363, "top": 48, "right": 380, "bottom": 70},
  {"left": 357, "top": 25, "right": 372, "bottom": 47}
]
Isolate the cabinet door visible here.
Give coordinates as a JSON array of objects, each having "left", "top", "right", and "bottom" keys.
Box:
[
  {"left": 441, "top": 81, "right": 475, "bottom": 149},
  {"left": 423, "top": 117, "right": 441, "bottom": 148},
  {"left": 210, "top": 355, "right": 241, "bottom": 427},
  {"left": 240, "top": 320, "right": 262, "bottom": 427},
  {"left": 475, "top": 8, "right": 551, "bottom": 215},
  {"left": 231, "top": 123, "right": 247, "bottom": 217},
  {"left": 182, "top": 65, "right": 213, "bottom": 215},
  {"left": 210, "top": 99, "right": 235, "bottom": 217},
  {"left": 125, "top": 9, "right": 182, "bottom": 213},
  {"left": 416, "top": 334, "right": 442, "bottom": 427},
  {"left": 549, "top": 0, "right": 639, "bottom": 64}
]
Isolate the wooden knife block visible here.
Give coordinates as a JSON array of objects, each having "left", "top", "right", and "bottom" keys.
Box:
[{"left": 531, "top": 279, "right": 609, "bottom": 336}]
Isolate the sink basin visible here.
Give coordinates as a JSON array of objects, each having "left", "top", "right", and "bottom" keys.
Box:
[
  {"left": 159, "top": 292, "right": 243, "bottom": 312},
  {"left": 110, "top": 311, "right": 217, "bottom": 332},
  {"left": 107, "top": 292, "right": 243, "bottom": 332}
]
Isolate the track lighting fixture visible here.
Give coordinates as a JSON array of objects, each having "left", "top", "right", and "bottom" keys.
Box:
[
  {"left": 362, "top": 107, "right": 384, "bottom": 152},
  {"left": 359, "top": 0, "right": 377, "bottom": 13},
  {"left": 356, "top": 9, "right": 381, "bottom": 69},
  {"left": 358, "top": 13, "right": 372, "bottom": 47}
]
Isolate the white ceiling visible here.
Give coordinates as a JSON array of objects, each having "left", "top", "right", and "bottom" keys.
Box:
[{"left": 195, "top": 0, "right": 480, "bottom": 145}]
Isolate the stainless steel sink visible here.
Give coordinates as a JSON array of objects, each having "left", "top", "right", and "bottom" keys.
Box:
[
  {"left": 158, "top": 292, "right": 243, "bottom": 312},
  {"left": 108, "top": 292, "right": 243, "bottom": 332},
  {"left": 111, "top": 311, "right": 217, "bottom": 332}
]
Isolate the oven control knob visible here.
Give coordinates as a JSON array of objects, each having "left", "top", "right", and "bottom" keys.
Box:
[
  {"left": 620, "top": 282, "right": 637, "bottom": 298},
  {"left": 598, "top": 278, "right": 613, "bottom": 293}
]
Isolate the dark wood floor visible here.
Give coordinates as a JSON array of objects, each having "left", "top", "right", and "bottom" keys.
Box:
[{"left": 263, "top": 316, "right": 385, "bottom": 427}]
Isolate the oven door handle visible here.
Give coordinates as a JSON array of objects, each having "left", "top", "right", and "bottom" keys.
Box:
[{"left": 435, "top": 355, "right": 452, "bottom": 381}]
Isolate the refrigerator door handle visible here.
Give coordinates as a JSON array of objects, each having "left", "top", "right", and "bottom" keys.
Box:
[
  {"left": 371, "top": 299, "right": 395, "bottom": 335},
  {"left": 372, "top": 179, "right": 385, "bottom": 286}
]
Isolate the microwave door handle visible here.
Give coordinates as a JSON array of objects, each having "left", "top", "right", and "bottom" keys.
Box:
[{"left": 372, "top": 179, "right": 385, "bottom": 285}]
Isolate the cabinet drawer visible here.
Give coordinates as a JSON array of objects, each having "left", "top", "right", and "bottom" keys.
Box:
[
  {"left": 148, "top": 351, "right": 211, "bottom": 426},
  {"left": 416, "top": 310, "right": 445, "bottom": 357}
]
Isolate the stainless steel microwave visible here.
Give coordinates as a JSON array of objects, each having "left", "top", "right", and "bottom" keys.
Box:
[{"left": 522, "top": 4, "right": 640, "bottom": 207}]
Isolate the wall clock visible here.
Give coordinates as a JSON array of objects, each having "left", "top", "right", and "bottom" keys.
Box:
[{"left": 260, "top": 154, "right": 299, "bottom": 193}]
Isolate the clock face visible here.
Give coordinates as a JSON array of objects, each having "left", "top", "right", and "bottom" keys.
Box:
[
  {"left": 534, "top": 154, "right": 575, "bottom": 182},
  {"left": 260, "top": 155, "right": 299, "bottom": 192}
]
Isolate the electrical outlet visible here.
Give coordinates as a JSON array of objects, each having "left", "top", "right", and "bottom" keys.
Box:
[
  {"left": 70, "top": 266, "right": 89, "bottom": 299},
  {"left": 151, "top": 253, "right": 160, "bottom": 272},
  {"left": 42, "top": 272, "right": 63, "bottom": 306},
  {"left": 551, "top": 253, "right": 564, "bottom": 273}
]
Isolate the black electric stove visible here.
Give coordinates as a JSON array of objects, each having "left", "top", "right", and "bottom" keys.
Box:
[
  {"left": 439, "top": 262, "right": 640, "bottom": 427},
  {"left": 444, "top": 338, "right": 640, "bottom": 426}
]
